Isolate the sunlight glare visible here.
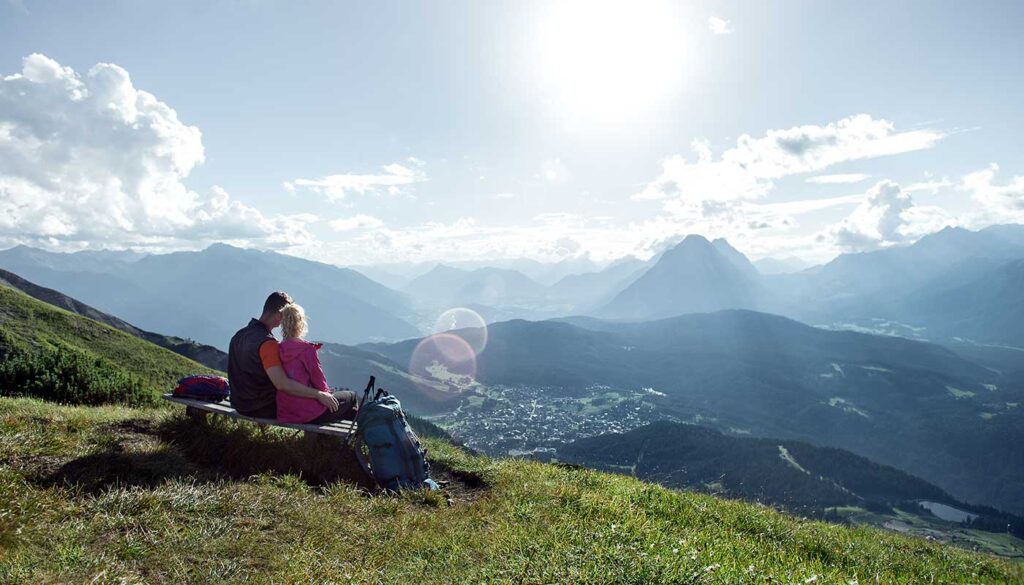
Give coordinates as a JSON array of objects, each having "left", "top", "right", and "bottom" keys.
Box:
[{"left": 531, "top": 0, "right": 688, "bottom": 124}]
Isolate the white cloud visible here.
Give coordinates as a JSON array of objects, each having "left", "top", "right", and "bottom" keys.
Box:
[
  {"left": 634, "top": 114, "right": 944, "bottom": 206},
  {"left": 806, "top": 173, "right": 872, "bottom": 185},
  {"left": 960, "top": 164, "right": 1024, "bottom": 224},
  {"left": 494, "top": 192, "right": 516, "bottom": 199},
  {"left": 328, "top": 214, "right": 385, "bottom": 232},
  {"left": 708, "top": 16, "right": 733, "bottom": 35},
  {"left": 0, "top": 54, "right": 306, "bottom": 251},
  {"left": 905, "top": 177, "right": 953, "bottom": 194},
  {"left": 823, "top": 180, "right": 953, "bottom": 251},
  {"left": 287, "top": 161, "right": 427, "bottom": 202}
]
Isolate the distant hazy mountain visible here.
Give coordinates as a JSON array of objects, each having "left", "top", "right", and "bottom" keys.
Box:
[
  {"left": 895, "top": 258, "right": 1024, "bottom": 347},
  {"left": 360, "top": 255, "right": 606, "bottom": 288},
  {"left": 0, "top": 268, "right": 226, "bottom": 370},
  {"left": 547, "top": 256, "right": 648, "bottom": 307},
  {"left": 599, "top": 235, "right": 761, "bottom": 319},
  {"left": 347, "top": 265, "right": 413, "bottom": 290},
  {"left": 0, "top": 245, "right": 146, "bottom": 274},
  {"left": 403, "top": 265, "right": 548, "bottom": 307},
  {"left": 0, "top": 244, "right": 421, "bottom": 348},
  {"left": 801, "top": 225, "right": 1024, "bottom": 302},
  {"left": 772, "top": 224, "right": 1024, "bottom": 344},
  {"left": 711, "top": 238, "right": 760, "bottom": 278},
  {"left": 754, "top": 256, "right": 811, "bottom": 275},
  {"left": 450, "top": 256, "right": 603, "bottom": 286},
  {"left": 366, "top": 310, "right": 1024, "bottom": 514}
]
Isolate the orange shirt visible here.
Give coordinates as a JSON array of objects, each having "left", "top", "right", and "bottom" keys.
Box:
[{"left": 258, "top": 339, "right": 281, "bottom": 371}]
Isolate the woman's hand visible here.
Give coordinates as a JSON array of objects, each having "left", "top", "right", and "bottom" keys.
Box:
[{"left": 316, "top": 391, "right": 340, "bottom": 412}]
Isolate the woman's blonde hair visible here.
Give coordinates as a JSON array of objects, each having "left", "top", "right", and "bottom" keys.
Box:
[{"left": 280, "top": 303, "right": 308, "bottom": 339}]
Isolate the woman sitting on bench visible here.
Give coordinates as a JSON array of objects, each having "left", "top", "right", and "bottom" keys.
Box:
[{"left": 275, "top": 303, "right": 357, "bottom": 424}]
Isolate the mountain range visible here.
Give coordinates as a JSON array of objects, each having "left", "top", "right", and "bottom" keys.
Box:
[
  {"left": 366, "top": 310, "right": 1024, "bottom": 515},
  {"left": 596, "top": 225, "right": 1024, "bottom": 350},
  {"left": 0, "top": 243, "right": 421, "bottom": 349},
  {"left": 5, "top": 223, "right": 1020, "bottom": 351}
]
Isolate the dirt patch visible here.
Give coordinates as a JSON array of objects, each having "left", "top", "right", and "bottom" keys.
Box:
[{"left": 428, "top": 461, "right": 489, "bottom": 506}]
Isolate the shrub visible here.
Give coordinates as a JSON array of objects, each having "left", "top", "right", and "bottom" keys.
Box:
[{"left": 0, "top": 344, "right": 154, "bottom": 407}]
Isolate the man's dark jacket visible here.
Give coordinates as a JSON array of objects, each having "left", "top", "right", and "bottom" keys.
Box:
[{"left": 228, "top": 318, "right": 278, "bottom": 417}]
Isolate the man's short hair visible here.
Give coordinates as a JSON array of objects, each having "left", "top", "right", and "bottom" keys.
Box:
[{"left": 262, "top": 291, "right": 293, "bottom": 315}]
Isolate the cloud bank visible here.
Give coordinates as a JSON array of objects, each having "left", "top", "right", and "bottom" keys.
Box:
[
  {"left": 634, "top": 114, "right": 943, "bottom": 205},
  {"left": 0, "top": 54, "right": 309, "bottom": 251},
  {"left": 822, "top": 180, "right": 953, "bottom": 252},
  {"left": 286, "top": 158, "right": 427, "bottom": 202}
]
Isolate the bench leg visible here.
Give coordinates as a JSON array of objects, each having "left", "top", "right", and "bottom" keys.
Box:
[{"left": 185, "top": 406, "right": 209, "bottom": 424}]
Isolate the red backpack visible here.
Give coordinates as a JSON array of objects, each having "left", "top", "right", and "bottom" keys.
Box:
[{"left": 173, "top": 375, "right": 230, "bottom": 401}]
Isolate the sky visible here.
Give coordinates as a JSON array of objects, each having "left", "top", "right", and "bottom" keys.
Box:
[{"left": 1, "top": 0, "right": 1023, "bottom": 267}]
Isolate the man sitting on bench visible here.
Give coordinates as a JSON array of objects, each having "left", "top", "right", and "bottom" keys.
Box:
[{"left": 228, "top": 291, "right": 348, "bottom": 420}]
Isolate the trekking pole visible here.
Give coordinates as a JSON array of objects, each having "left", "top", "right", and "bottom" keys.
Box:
[{"left": 361, "top": 375, "right": 376, "bottom": 408}]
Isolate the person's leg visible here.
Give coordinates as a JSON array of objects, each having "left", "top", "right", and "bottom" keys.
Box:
[{"left": 309, "top": 390, "right": 357, "bottom": 424}]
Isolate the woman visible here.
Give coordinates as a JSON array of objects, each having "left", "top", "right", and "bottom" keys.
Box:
[{"left": 276, "top": 303, "right": 357, "bottom": 424}]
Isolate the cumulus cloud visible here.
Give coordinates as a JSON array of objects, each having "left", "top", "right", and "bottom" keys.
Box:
[
  {"left": 0, "top": 53, "right": 309, "bottom": 251},
  {"left": 823, "top": 180, "right": 953, "bottom": 251},
  {"left": 708, "top": 16, "right": 733, "bottom": 35},
  {"left": 634, "top": 114, "right": 944, "bottom": 206},
  {"left": 328, "top": 214, "right": 385, "bottom": 232},
  {"left": 287, "top": 158, "right": 427, "bottom": 202},
  {"left": 960, "top": 164, "right": 1024, "bottom": 224},
  {"left": 806, "top": 173, "right": 872, "bottom": 184}
]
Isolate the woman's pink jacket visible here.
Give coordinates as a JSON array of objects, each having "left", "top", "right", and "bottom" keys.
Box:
[{"left": 276, "top": 338, "right": 330, "bottom": 423}]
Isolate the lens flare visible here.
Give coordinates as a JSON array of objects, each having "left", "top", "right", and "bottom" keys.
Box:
[
  {"left": 432, "top": 307, "right": 488, "bottom": 357},
  {"left": 409, "top": 333, "right": 477, "bottom": 391}
]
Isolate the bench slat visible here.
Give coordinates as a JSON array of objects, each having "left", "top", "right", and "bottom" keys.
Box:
[{"left": 162, "top": 393, "right": 355, "bottom": 438}]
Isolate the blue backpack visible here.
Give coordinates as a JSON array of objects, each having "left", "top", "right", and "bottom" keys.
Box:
[{"left": 352, "top": 377, "right": 438, "bottom": 492}]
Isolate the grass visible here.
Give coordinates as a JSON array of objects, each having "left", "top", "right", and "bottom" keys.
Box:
[
  {"left": 0, "top": 397, "right": 1021, "bottom": 584},
  {"left": 0, "top": 285, "right": 217, "bottom": 404}
]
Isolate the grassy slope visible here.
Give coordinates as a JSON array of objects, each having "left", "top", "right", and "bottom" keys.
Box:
[
  {"left": 0, "top": 284, "right": 217, "bottom": 400},
  {"left": 0, "top": 397, "right": 1020, "bottom": 584}
]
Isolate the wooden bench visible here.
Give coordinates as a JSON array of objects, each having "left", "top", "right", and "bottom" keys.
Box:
[{"left": 162, "top": 393, "right": 357, "bottom": 440}]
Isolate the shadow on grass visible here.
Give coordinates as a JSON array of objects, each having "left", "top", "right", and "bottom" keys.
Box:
[
  {"left": 34, "top": 415, "right": 375, "bottom": 494},
  {"left": 159, "top": 414, "right": 376, "bottom": 490}
]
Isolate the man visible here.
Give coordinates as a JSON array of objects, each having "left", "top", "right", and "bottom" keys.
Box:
[{"left": 228, "top": 291, "right": 343, "bottom": 419}]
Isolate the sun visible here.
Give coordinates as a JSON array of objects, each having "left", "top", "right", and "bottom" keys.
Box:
[{"left": 530, "top": 0, "right": 689, "bottom": 126}]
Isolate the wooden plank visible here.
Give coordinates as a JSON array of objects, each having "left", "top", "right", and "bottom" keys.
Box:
[{"left": 162, "top": 393, "right": 356, "bottom": 438}]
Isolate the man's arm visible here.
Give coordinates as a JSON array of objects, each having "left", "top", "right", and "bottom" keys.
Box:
[{"left": 266, "top": 366, "right": 340, "bottom": 411}]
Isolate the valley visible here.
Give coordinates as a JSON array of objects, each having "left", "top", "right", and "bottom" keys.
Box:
[{"left": 433, "top": 384, "right": 676, "bottom": 456}]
